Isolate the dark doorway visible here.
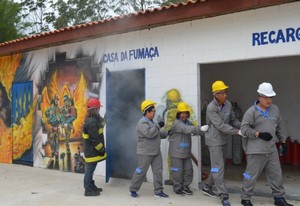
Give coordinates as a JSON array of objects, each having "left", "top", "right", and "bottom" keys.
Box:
[{"left": 106, "top": 69, "right": 145, "bottom": 182}]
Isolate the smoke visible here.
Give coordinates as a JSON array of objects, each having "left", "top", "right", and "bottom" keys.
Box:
[{"left": 106, "top": 69, "right": 144, "bottom": 179}]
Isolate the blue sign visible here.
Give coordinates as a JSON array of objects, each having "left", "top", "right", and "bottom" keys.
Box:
[
  {"left": 103, "top": 46, "right": 159, "bottom": 63},
  {"left": 252, "top": 27, "right": 300, "bottom": 46}
]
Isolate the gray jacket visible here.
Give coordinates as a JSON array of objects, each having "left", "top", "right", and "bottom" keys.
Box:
[
  {"left": 169, "top": 119, "right": 204, "bottom": 158},
  {"left": 136, "top": 117, "right": 168, "bottom": 155},
  {"left": 205, "top": 98, "right": 240, "bottom": 146},
  {"left": 241, "top": 101, "right": 287, "bottom": 154}
]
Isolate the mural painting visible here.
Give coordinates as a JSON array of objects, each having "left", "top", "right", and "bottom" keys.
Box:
[{"left": 39, "top": 53, "right": 102, "bottom": 172}]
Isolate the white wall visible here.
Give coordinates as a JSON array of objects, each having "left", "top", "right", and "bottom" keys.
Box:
[{"left": 28, "top": 1, "right": 300, "bottom": 187}]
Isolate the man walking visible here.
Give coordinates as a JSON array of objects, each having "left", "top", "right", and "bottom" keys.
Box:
[
  {"left": 240, "top": 82, "right": 293, "bottom": 206},
  {"left": 202, "top": 80, "right": 241, "bottom": 206}
]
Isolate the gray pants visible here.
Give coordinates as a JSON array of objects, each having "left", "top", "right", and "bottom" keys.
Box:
[
  {"left": 207, "top": 144, "right": 228, "bottom": 199},
  {"left": 171, "top": 157, "right": 193, "bottom": 192},
  {"left": 241, "top": 152, "right": 285, "bottom": 200},
  {"left": 129, "top": 153, "right": 163, "bottom": 194}
]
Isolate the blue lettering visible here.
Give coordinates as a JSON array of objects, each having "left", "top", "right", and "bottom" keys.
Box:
[
  {"left": 268, "top": 30, "right": 276, "bottom": 44},
  {"left": 276, "top": 29, "right": 286, "bottom": 43},
  {"left": 261, "top": 31, "right": 268, "bottom": 45},
  {"left": 129, "top": 49, "right": 135, "bottom": 60},
  {"left": 153, "top": 47, "right": 159, "bottom": 57},
  {"left": 252, "top": 32, "right": 260, "bottom": 46},
  {"left": 296, "top": 28, "right": 300, "bottom": 41},
  {"left": 286, "top": 28, "right": 295, "bottom": 42},
  {"left": 121, "top": 51, "right": 128, "bottom": 61}
]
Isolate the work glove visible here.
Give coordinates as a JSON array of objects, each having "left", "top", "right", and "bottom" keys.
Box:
[
  {"left": 98, "top": 147, "right": 106, "bottom": 156},
  {"left": 258, "top": 132, "right": 273, "bottom": 141},
  {"left": 158, "top": 121, "right": 165, "bottom": 128},
  {"left": 200, "top": 125, "right": 209, "bottom": 132},
  {"left": 281, "top": 143, "right": 287, "bottom": 155}
]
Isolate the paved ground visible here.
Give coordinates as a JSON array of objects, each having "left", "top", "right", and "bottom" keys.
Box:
[{"left": 1, "top": 163, "right": 299, "bottom": 206}]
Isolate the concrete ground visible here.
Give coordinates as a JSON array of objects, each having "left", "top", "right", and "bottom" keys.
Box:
[{"left": 1, "top": 163, "right": 299, "bottom": 206}]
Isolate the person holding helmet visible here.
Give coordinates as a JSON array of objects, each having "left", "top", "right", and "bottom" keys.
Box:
[
  {"left": 168, "top": 102, "right": 209, "bottom": 195},
  {"left": 203, "top": 80, "right": 241, "bottom": 206},
  {"left": 82, "top": 98, "right": 106, "bottom": 196},
  {"left": 129, "top": 100, "right": 169, "bottom": 198},
  {"left": 240, "top": 83, "right": 293, "bottom": 206}
]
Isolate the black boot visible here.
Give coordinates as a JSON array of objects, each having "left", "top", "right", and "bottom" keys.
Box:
[
  {"left": 84, "top": 190, "right": 100, "bottom": 196},
  {"left": 92, "top": 180, "right": 103, "bottom": 192},
  {"left": 274, "top": 197, "right": 293, "bottom": 206},
  {"left": 241, "top": 199, "right": 253, "bottom": 206}
]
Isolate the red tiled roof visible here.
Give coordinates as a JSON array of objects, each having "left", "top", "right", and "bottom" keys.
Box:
[{"left": 0, "top": 0, "right": 296, "bottom": 56}]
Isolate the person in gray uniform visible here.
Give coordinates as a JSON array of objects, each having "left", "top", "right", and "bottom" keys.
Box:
[
  {"left": 202, "top": 80, "right": 241, "bottom": 206},
  {"left": 129, "top": 100, "right": 169, "bottom": 198},
  {"left": 240, "top": 82, "right": 293, "bottom": 206},
  {"left": 169, "top": 102, "right": 209, "bottom": 195}
]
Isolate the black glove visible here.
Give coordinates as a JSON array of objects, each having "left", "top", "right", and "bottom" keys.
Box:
[
  {"left": 281, "top": 143, "right": 287, "bottom": 155},
  {"left": 158, "top": 121, "right": 165, "bottom": 128},
  {"left": 167, "top": 130, "right": 171, "bottom": 136},
  {"left": 258, "top": 132, "right": 273, "bottom": 141},
  {"left": 98, "top": 147, "right": 106, "bottom": 156}
]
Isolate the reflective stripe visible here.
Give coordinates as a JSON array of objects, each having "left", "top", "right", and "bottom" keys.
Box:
[
  {"left": 82, "top": 133, "right": 89, "bottom": 139},
  {"left": 211, "top": 167, "right": 219, "bottom": 173},
  {"left": 98, "top": 128, "right": 103, "bottom": 134},
  {"left": 85, "top": 153, "right": 107, "bottom": 163},
  {"left": 171, "top": 167, "right": 180, "bottom": 172},
  {"left": 179, "top": 142, "right": 189, "bottom": 148},
  {"left": 95, "top": 142, "right": 104, "bottom": 150},
  {"left": 243, "top": 172, "right": 252, "bottom": 180},
  {"left": 135, "top": 167, "right": 142, "bottom": 174}
]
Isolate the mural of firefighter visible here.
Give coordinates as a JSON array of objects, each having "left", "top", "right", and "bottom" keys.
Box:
[{"left": 40, "top": 53, "right": 102, "bottom": 173}]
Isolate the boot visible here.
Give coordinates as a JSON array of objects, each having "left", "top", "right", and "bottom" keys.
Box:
[
  {"left": 274, "top": 197, "right": 293, "bottom": 206},
  {"left": 241, "top": 199, "right": 253, "bottom": 206},
  {"left": 92, "top": 180, "right": 103, "bottom": 192},
  {"left": 84, "top": 190, "right": 100, "bottom": 196}
]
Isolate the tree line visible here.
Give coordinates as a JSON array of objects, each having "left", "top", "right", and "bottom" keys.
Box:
[{"left": 0, "top": 0, "right": 186, "bottom": 43}]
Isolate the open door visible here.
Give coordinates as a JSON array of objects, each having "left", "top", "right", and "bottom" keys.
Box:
[
  {"left": 106, "top": 69, "right": 145, "bottom": 182},
  {"left": 11, "top": 82, "right": 33, "bottom": 166}
]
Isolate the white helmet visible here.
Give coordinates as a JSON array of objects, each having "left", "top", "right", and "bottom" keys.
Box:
[{"left": 257, "top": 82, "right": 276, "bottom": 97}]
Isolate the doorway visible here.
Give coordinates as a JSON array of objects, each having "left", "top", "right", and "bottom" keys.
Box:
[{"left": 106, "top": 68, "right": 145, "bottom": 182}]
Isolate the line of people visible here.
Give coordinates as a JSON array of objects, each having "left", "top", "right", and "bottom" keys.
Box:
[{"left": 81, "top": 80, "right": 293, "bottom": 206}]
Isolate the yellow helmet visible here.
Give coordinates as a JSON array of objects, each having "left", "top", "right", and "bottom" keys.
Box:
[
  {"left": 212, "top": 80, "right": 229, "bottom": 93},
  {"left": 177, "top": 102, "right": 190, "bottom": 113},
  {"left": 167, "top": 89, "right": 181, "bottom": 102},
  {"left": 141, "top": 100, "right": 157, "bottom": 113}
]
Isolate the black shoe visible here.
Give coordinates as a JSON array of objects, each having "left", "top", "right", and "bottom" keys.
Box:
[
  {"left": 274, "top": 197, "right": 293, "bottom": 206},
  {"left": 241, "top": 199, "right": 253, "bottom": 206},
  {"left": 92, "top": 180, "right": 103, "bottom": 192},
  {"left": 84, "top": 190, "right": 100, "bottom": 196},
  {"left": 202, "top": 185, "right": 216, "bottom": 197},
  {"left": 182, "top": 187, "right": 193, "bottom": 195},
  {"left": 174, "top": 189, "right": 185, "bottom": 195}
]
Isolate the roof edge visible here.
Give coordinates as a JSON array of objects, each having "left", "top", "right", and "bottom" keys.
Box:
[{"left": 0, "top": 0, "right": 296, "bottom": 56}]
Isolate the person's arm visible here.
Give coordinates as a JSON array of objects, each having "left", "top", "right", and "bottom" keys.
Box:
[
  {"left": 86, "top": 120, "right": 105, "bottom": 155},
  {"left": 139, "top": 121, "right": 159, "bottom": 139},
  {"left": 240, "top": 109, "right": 258, "bottom": 139},
  {"left": 207, "top": 106, "right": 238, "bottom": 135}
]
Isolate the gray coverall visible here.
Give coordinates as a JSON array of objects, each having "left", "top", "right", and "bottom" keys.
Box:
[
  {"left": 240, "top": 101, "right": 287, "bottom": 200},
  {"left": 129, "top": 117, "right": 168, "bottom": 194},
  {"left": 205, "top": 98, "right": 240, "bottom": 199},
  {"left": 169, "top": 119, "right": 204, "bottom": 192}
]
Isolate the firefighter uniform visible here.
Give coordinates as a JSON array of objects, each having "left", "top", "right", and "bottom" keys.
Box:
[
  {"left": 205, "top": 97, "right": 240, "bottom": 199},
  {"left": 82, "top": 114, "right": 106, "bottom": 194},
  {"left": 169, "top": 118, "right": 204, "bottom": 193},
  {"left": 129, "top": 116, "right": 168, "bottom": 194}
]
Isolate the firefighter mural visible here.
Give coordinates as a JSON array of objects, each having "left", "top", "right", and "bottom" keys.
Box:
[
  {"left": 40, "top": 53, "right": 102, "bottom": 172},
  {"left": 156, "top": 88, "right": 198, "bottom": 185}
]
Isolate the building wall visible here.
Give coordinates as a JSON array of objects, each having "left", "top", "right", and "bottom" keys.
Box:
[{"left": 0, "top": 2, "right": 299, "bottom": 188}]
